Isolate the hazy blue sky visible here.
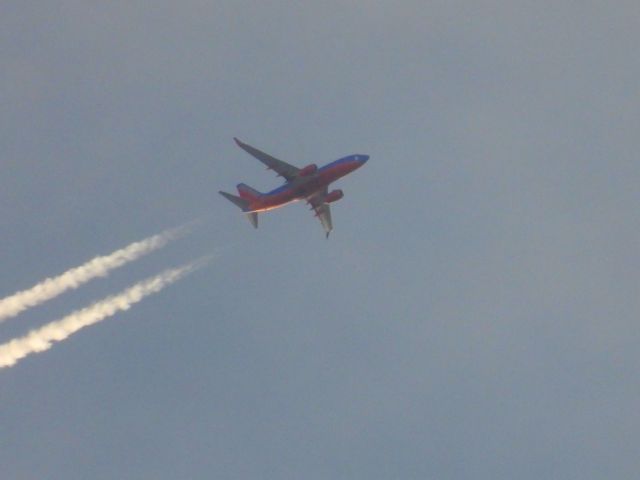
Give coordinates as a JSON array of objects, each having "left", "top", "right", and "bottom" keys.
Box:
[{"left": 2, "top": 2, "right": 639, "bottom": 478}]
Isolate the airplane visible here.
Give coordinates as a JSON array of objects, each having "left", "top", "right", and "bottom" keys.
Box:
[{"left": 219, "top": 138, "right": 369, "bottom": 238}]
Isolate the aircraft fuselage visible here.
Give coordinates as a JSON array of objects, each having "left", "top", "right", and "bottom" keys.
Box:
[{"left": 244, "top": 155, "right": 368, "bottom": 213}]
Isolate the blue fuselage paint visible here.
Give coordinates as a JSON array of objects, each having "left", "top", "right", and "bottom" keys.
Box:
[{"left": 244, "top": 155, "right": 369, "bottom": 213}]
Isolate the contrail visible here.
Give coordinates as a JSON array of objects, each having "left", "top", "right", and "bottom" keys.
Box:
[
  {"left": 0, "top": 224, "right": 192, "bottom": 322},
  {"left": 0, "top": 257, "right": 211, "bottom": 368}
]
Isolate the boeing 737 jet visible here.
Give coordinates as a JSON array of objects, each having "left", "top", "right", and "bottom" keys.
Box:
[{"left": 220, "top": 138, "right": 369, "bottom": 237}]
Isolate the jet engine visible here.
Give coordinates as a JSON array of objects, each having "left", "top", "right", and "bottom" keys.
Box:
[
  {"left": 324, "top": 189, "right": 344, "bottom": 203},
  {"left": 298, "top": 164, "right": 318, "bottom": 177}
]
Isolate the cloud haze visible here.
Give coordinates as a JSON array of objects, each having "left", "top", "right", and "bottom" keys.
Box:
[{"left": 1, "top": 2, "right": 639, "bottom": 479}]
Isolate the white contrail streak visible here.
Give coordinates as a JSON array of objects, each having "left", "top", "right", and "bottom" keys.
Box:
[
  {"left": 0, "top": 225, "right": 191, "bottom": 322},
  {"left": 0, "top": 257, "right": 211, "bottom": 368}
]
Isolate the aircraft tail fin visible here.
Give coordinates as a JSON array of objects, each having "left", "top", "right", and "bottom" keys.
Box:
[{"left": 236, "top": 183, "right": 262, "bottom": 201}]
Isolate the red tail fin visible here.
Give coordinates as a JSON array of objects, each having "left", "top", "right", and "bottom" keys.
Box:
[{"left": 236, "top": 183, "right": 261, "bottom": 201}]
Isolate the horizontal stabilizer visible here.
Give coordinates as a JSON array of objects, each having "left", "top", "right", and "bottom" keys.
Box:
[
  {"left": 219, "top": 191, "right": 248, "bottom": 211},
  {"left": 220, "top": 191, "right": 259, "bottom": 228}
]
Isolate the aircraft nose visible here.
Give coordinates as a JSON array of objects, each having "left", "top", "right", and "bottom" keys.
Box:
[{"left": 357, "top": 155, "right": 369, "bottom": 163}]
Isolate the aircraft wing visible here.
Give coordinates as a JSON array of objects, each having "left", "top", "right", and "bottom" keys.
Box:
[
  {"left": 307, "top": 189, "right": 333, "bottom": 238},
  {"left": 234, "top": 137, "right": 300, "bottom": 182}
]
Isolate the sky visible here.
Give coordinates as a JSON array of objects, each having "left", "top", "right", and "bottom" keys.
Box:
[{"left": 1, "top": 1, "right": 639, "bottom": 478}]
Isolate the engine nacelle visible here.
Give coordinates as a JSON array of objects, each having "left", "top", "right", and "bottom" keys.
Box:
[
  {"left": 324, "top": 189, "right": 344, "bottom": 203},
  {"left": 298, "top": 164, "right": 318, "bottom": 177}
]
